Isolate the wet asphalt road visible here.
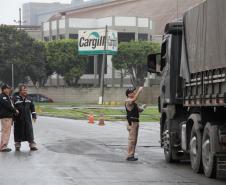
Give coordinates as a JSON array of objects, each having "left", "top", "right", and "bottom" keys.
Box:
[{"left": 0, "top": 117, "right": 225, "bottom": 185}]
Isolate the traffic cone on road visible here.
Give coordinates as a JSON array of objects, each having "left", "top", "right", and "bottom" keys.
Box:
[
  {"left": 88, "top": 112, "right": 94, "bottom": 124},
  {"left": 98, "top": 113, "right": 105, "bottom": 126}
]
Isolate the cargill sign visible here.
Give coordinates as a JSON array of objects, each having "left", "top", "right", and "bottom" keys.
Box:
[{"left": 78, "top": 29, "right": 118, "bottom": 55}]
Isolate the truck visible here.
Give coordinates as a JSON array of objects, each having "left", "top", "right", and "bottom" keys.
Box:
[{"left": 147, "top": 0, "right": 226, "bottom": 178}]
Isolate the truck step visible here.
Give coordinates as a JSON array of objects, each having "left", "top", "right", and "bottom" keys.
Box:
[
  {"left": 217, "top": 156, "right": 226, "bottom": 179},
  {"left": 177, "top": 150, "right": 184, "bottom": 157}
]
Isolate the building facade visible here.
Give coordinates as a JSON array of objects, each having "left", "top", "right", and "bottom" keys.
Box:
[
  {"left": 22, "top": 2, "right": 71, "bottom": 26},
  {"left": 42, "top": 15, "right": 153, "bottom": 87},
  {"left": 21, "top": 25, "right": 42, "bottom": 40},
  {"left": 40, "top": 0, "right": 203, "bottom": 87}
]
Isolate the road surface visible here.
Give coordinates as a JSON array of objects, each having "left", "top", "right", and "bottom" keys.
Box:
[{"left": 0, "top": 117, "right": 225, "bottom": 185}]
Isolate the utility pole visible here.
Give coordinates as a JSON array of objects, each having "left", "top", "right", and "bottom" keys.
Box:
[
  {"left": 99, "top": 25, "right": 108, "bottom": 105},
  {"left": 11, "top": 63, "right": 14, "bottom": 90},
  {"left": 12, "top": 8, "right": 22, "bottom": 89},
  {"left": 14, "top": 8, "right": 22, "bottom": 30},
  {"left": 18, "top": 8, "right": 22, "bottom": 30}
]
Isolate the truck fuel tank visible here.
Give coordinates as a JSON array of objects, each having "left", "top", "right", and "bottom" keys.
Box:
[{"left": 181, "top": 122, "right": 187, "bottom": 151}]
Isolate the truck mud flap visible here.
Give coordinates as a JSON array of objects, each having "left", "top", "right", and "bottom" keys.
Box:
[{"left": 171, "top": 132, "right": 188, "bottom": 160}]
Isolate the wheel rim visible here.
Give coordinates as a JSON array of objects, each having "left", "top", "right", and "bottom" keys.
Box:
[
  {"left": 190, "top": 136, "right": 197, "bottom": 163},
  {"left": 202, "top": 138, "right": 211, "bottom": 170}
]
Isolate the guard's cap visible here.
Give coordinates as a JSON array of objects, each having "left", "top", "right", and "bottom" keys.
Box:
[{"left": 126, "top": 87, "right": 136, "bottom": 97}]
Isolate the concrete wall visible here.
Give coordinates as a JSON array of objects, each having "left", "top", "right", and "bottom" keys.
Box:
[{"left": 28, "top": 86, "right": 160, "bottom": 104}]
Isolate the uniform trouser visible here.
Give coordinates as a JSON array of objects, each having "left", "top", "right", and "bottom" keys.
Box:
[
  {"left": 127, "top": 122, "right": 139, "bottom": 157},
  {"left": 0, "top": 118, "right": 12, "bottom": 150}
]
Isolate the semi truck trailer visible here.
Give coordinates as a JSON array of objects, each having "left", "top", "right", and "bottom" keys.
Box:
[{"left": 147, "top": 0, "right": 226, "bottom": 178}]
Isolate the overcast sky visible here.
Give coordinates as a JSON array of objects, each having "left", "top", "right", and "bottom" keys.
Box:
[{"left": 0, "top": 0, "right": 77, "bottom": 25}]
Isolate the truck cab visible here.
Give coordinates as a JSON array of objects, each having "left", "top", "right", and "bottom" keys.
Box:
[
  {"left": 148, "top": 19, "right": 226, "bottom": 178},
  {"left": 148, "top": 21, "right": 188, "bottom": 160},
  {"left": 160, "top": 22, "right": 183, "bottom": 106}
]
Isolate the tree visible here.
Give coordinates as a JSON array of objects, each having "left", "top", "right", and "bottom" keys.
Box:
[
  {"left": 0, "top": 25, "right": 49, "bottom": 87},
  {"left": 112, "top": 41, "right": 160, "bottom": 87},
  {"left": 46, "top": 39, "right": 87, "bottom": 86},
  {"left": 0, "top": 25, "right": 32, "bottom": 86},
  {"left": 28, "top": 41, "right": 48, "bottom": 87}
]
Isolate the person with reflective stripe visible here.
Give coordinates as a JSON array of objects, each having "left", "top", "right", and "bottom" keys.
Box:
[
  {"left": 13, "top": 84, "right": 38, "bottom": 151},
  {"left": 125, "top": 86, "right": 144, "bottom": 161}
]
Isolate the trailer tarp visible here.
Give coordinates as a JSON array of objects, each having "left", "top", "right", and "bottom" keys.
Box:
[{"left": 180, "top": 0, "right": 226, "bottom": 79}]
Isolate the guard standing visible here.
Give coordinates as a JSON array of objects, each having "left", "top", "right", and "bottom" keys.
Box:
[
  {"left": 125, "top": 86, "right": 144, "bottom": 161},
  {"left": 0, "top": 84, "right": 18, "bottom": 152},
  {"left": 13, "top": 84, "right": 38, "bottom": 151}
]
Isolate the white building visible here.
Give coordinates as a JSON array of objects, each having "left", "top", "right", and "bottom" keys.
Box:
[{"left": 41, "top": 0, "right": 203, "bottom": 87}]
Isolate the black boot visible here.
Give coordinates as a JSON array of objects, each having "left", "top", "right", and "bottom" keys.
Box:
[{"left": 126, "top": 156, "right": 138, "bottom": 161}]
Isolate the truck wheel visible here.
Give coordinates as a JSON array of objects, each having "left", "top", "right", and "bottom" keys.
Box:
[
  {"left": 163, "top": 122, "right": 173, "bottom": 162},
  {"left": 190, "top": 124, "right": 203, "bottom": 173},
  {"left": 202, "top": 122, "right": 216, "bottom": 178}
]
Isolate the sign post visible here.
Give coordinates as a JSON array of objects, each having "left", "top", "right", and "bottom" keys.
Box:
[
  {"left": 99, "top": 26, "right": 108, "bottom": 104},
  {"left": 78, "top": 27, "right": 118, "bottom": 104}
]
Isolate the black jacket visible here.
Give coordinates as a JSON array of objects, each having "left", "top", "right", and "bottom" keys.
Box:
[
  {"left": 13, "top": 95, "right": 36, "bottom": 142},
  {"left": 0, "top": 93, "right": 17, "bottom": 118}
]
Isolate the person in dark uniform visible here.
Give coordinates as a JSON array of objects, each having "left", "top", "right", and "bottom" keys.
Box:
[
  {"left": 125, "top": 87, "right": 144, "bottom": 161},
  {"left": 13, "top": 84, "right": 38, "bottom": 151},
  {"left": 0, "top": 84, "right": 18, "bottom": 152}
]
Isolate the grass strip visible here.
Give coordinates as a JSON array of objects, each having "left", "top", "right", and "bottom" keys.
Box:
[{"left": 36, "top": 103, "right": 160, "bottom": 122}]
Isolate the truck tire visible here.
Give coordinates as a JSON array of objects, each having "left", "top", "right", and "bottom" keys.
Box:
[
  {"left": 202, "top": 122, "right": 216, "bottom": 178},
  {"left": 163, "top": 122, "right": 174, "bottom": 163},
  {"left": 190, "top": 124, "right": 203, "bottom": 173}
]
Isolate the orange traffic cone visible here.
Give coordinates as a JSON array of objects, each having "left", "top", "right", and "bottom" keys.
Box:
[
  {"left": 98, "top": 113, "right": 105, "bottom": 126},
  {"left": 88, "top": 113, "right": 94, "bottom": 124}
]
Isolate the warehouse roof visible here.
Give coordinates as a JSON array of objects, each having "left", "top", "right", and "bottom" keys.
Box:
[{"left": 49, "top": 0, "right": 204, "bottom": 34}]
